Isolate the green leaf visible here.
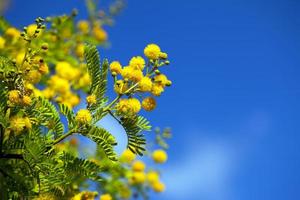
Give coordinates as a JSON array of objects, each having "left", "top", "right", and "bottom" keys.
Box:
[
  {"left": 59, "top": 104, "right": 75, "bottom": 129},
  {"left": 121, "top": 116, "right": 151, "bottom": 155},
  {"left": 0, "top": 17, "right": 10, "bottom": 34},
  {"left": 84, "top": 44, "right": 108, "bottom": 112},
  {"left": 33, "top": 97, "right": 64, "bottom": 138},
  {"left": 84, "top": 126, "right": 118, "bottom": 161}
]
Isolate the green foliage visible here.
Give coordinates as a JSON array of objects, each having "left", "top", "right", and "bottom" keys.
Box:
[
  {"left": 0, "top": 16, "right": 10, "bottom": 34},
  {"left": 84, "top": 126, "right": 118, "bottom": 161},
  {"left": 33, "top": 97, "right": 64, "bottom": 139},
  {"left": 122, "top": 116, "right": 151, "bottom": 155},
  {"left": 84, "top": 44, "right": 109, "bottom": 112},
  {"left": 59, "top": 103, "right": 76, "bottom": 129}
]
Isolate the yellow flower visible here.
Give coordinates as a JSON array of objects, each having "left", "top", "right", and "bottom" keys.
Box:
[
  {"left": 129, "top": 56, "right": 145, "bottom": 70},
  {"left": 120, "top": 149, "right": 136, "bottom": 163},
  {"left": 131, "top": 171, "right": 146, "bottom": 184},
  {"left": 139, "top": 77, "right": 152, "bottom": 92},
  {"left": 38, "top": 63, "right": 49, "bottom": 74},
  {"left": 151, "top": 181, "right": 165, "bottom": 193},
  {"left": 10, "top": 116, "right": 26, "bottom": 134},
  {"left": 116, "top": 99, "right": 130, "bottom": 114},
  {"left": 142, "top": 97, "right": 156, "bottom": 111},
  {"left": 0, "top": 36, "right": 5, "bottom": 49},
  {"left": 130, "top": 69, "right": 143, "bottom": 82},
  {"left": 152, "top": 149, "right": 168, "bottom": 163},
  {"left": 68, "top": 93, "right": 80, "bottom": 107},
  {"left": 86, "top": 94, "right": 97, "bottom": 104},
  {"left": 109, "top": 61, "right": 122, "bottom": 74},
  {"left": 77, "top": 20, "right": 90, "bottom": 34},
  {"left": 26, "top": 70, "right": 42, "bottom": 84},
  {"left": 42, "top": 88, "right": 55, "bottom": 99},
  {"left": 120, "top": 65, "right": 144, "bottom": 82},
  {"left": 24, "top": 117, "right": 32, "bottom": 129},
  {"left": 8, "top": 90, "right": 20, "bottom": 104},
  {"left": 121, "top": 66, "right": 133, "bottom": 80},
  {"left": 100, "top": 194, "right": 112, "bottom": 200},
  {"left": 48, "top": 75, "right": 70, "bottom": 94},
  {"left": 75, "top": 109, "right": 92, "bottom": 124},
  {"left": 15, "top": 52, "right": 26, "bottom": 66},
  {"left": 93, "top": 26, "right": 107, "bottom": 42},
  {"left": 154, "top": 74, "right": 169, "bottom": 86},
  {"left": 27, "top": 24, "right": 42, "bottom": 37},
  {"left": 55, "top": 62, "right": 78, "bottom": 81},
  {"left": 147, "top": 171, "right": 160, "bottom": 184},
  {"left": 22, "top": 95, "right": 32, "bottom": 106},
  {"left": 75, "top": 43, "right": 85, "bottom": 58},
  {"left": 128, "top": 98, "right": 141, "bottom": 113},
  {"left": 132, "top": 160, "right": 145, "bottom": 172},
  {"left": 116, "top": 98, "right": 141, "bottom": 115},
  {"left": 5, "top": 27, "right": 20, "bottom": 39},
  {"left": 78, "top": 73, "right": 91, "bottom": 88},
  {"left": 144, "top": 44, "right": 161, "bottom": 60},
  {"left": 114, "top": 80, "right": 128, "bottom": 94},
  {"left": 151, "top": 84, "right": 164, "bottom": 96}
]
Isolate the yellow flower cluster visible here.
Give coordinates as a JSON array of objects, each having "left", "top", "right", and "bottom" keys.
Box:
[
  {"left": 109, "top": 44, "right": 171, "bottom": 116},
  {"left": 8, "top": 90, "right": 32, "bottom": 106},
  {"left": 41, "top": 62, "right": 91, "bottom": 108},
  {"left": 77, "top": 20, "right": 108, "bottom": 42},
  {"left": 126, "top": 157, "right": 166, "bottom": 193}
]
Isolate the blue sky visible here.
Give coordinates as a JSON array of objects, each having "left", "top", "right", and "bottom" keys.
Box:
[{"left": 4, "top": 0, "right": 300, "bottom": 199}]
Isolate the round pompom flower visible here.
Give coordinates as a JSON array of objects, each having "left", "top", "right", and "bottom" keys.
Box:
[
  {"left": 75, "top": 109, "right": 92, "bottom": 124},
  {"left": 10, "top": 116, "right": 26, "bottom": 134},
  {"left": 8, "top": 90, "right": 20, "bottom": 104},
  {"left": 120, "top": 149, "right": 136, "bottom": 163},
  {"left": 114, "top": 80, "right": 128, "bottom": 94},
  {"left": 100, "top": 194, "right": 112, "bottom": 200},
  {"left": 77, "top": 20, "right": 90, "bottom": 33},
  {"left": 152, "top": 149, "right": 168, "bottom": 163},
  {"left": 128, "top": 98, "right": 141, "bottom": 113},
  {"left": 147, "top": 171, "right": 160, "bottom": 184},
  {"left": 154, "top": 74, "right": 169, "bottom": 86},
  {"left": 151, "top": 181, "right": 165, "bottom": 193},
  {"left": 139, "top": 77, "right": 152, "bottom": 92},
  {"left": 132, "top": 160, "right": 145, "bottom": 172},
  {"left": 109, "top": 61, "right": 122, "bottom": 74},
  {"left": 22, "top": 95, "right": 32, "bottom": 106},
  {"left": 86, "top": 94, "right": 97, "bottom": 105},
  {"left": 131, "top": 171, "right": 146, "bottom": 184},
  {"left": 142, "top": 97, "right": 156, "bottom": 111},
  {"left": 151, "top": 84, "right": 164, "bottom": 96},
  {"left": 129, "top": 56, "right": 145, "bottom": 70},
  {"left": 144, "top": 44, "right": 161, "bottom": 60}
]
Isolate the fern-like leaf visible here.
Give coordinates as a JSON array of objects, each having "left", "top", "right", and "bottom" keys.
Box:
[
  {"left": 33, "top": 97, "right": 64, "bottom": 138},
  {"left": 84, "top": 44, "right": 108, "bottom": 112},
  {"left": 59, "top": 104, "right": 75, "bottom": 129},
  {"left": 84, "top": 126, "right": 117, "bottom": 161},
  {"left": 122, "top": 116, "right": 151, "bottom": 155}
]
